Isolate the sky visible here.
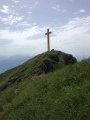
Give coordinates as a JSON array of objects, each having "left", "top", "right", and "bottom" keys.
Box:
[{"left": 0, "top": 0, "right": 90, "bottom": 59}]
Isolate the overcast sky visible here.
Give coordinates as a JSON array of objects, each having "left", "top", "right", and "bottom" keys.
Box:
[{"left": 0, "top": 0, "right": 90, "bottom": 58}]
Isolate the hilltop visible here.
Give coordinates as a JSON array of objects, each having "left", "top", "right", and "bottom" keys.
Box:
[
  {"left": 0, "top": 50, "right": 90, "bottom": 120},
  {"left": 0, "top": 50, "right": 77, "bottom": 91}
]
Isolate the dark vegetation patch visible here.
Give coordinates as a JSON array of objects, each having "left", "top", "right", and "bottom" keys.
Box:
[{"left": 31, "top": 50, "right": 77, "bottom": 75}]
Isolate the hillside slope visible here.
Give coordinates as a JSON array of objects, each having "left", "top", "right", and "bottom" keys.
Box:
[
  {"left": 0, "top": 50, "right": 76, "bottom": 91},
  {"left": 0, "top": 51, "right": 90, "bottom": 120}
]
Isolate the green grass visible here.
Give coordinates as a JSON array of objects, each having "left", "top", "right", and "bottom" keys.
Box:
[
  {"left": 0, "top": 51, "right": 90, "bottom": 120},
  {"left": 0, "top": 50, "right": 76, "bottom": 91}
]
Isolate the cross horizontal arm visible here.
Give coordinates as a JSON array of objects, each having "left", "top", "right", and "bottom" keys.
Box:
[{"left": 45, "top": 32, "right": 52, "bottom": 35}]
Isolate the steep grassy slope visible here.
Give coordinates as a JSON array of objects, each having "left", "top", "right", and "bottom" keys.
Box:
[
  {"left": 0, "top": 50, "right": 76, "bottom": 91},
  {"left": 0, "top": 51, "right": 90, "bottom": 120}
]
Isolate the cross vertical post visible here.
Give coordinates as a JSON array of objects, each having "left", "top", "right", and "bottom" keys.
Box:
[{"left": 45, "top": 29, "right": 52, "bottom": 51}]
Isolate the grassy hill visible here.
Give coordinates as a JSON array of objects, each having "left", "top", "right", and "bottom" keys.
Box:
[{"left": 0, "top": 50, "right": 90, "bottom": 120}]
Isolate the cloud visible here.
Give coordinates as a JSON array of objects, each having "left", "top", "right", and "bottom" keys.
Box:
[
  {"left": 2, "top": 15, "right": 23, "bottom": 25},
  {"left": 17, "top": 0, "right": 38, "bottom": 10},
  {"left": 17, "top": 21, "right": 31, "bottom": 26},
  {"left": 75, "top": 9, "right": 86, "bottom": 15},
  {"left": 0, "top": 26, "right": 42, "bottom": 42},
  {"left": 52, "top": 5, "right": 61, "bottom": 12},
  {"left": 11, "top": 0, "right": 20, "bottom": 3},
  {"left": 0, "top": 16, "right": 90, "bottom": 58},
  {"left": 0, "top": 5, "right": 10, "bottom": 14},
  {"left": 0, "top": 25, "right": 45, "bottom": 56},
  {"left": 52, "top": 5, "right": 66, "bottom": 13},
  {"left": 0, "top": 4, "right": 24, "bottom": 25},
  {"left": 0, "top": 0, "right": 39, "bottom": 26},
  {"left": 79, "top": 9, "right": 86, "bottom": 13},
  {"left": 51, "top": 16, "right": 90, "bottom": 58},
  {"left": 0, "top": 39, "right": 12, "bottom": 45}
]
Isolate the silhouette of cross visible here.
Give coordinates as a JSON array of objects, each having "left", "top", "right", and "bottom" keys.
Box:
[{"left": 45, "top": 29, "right": 52, "bottom": 51}]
